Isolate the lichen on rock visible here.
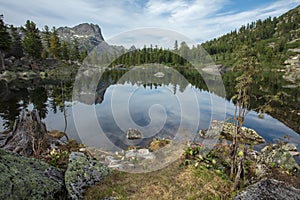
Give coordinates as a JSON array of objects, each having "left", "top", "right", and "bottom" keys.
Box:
[
  {"left": 197, "top": 120, "right": 265, "bottom": 144},
  {"left": 64, "top": 152, "right": 110, "bottom": 199},
  {"left": 0, "top": 148, "right": 66, "bottom": 199}
]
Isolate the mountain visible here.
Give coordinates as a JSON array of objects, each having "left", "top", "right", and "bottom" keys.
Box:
[
  {"left": 57, "top": 23, "right": 105, "bottom": 52},
  {"left": 57, "top": 23, "right": 126, "bottom": 65},
  {"left": 201, "top": 5, "right": 300, "bottom": 69}
]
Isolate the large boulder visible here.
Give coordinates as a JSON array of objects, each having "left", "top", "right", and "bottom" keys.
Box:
[
  {"left": 0, "top": 148, "right": 66, "bottom": 199},
  {"left": 234, "top": 178, "right": 300, "bottom": 200},
  {"left": 197, "top": 120, "right": 265, "bottom": 144},
  {"left": 65, "top": 152, "right": 110, "bottom": 199},
  {"left": 258, "top": 144, "right": 300, "bottom": 171}
]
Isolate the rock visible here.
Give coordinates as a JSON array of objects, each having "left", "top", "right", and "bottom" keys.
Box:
[
  {"left": 282, "top": 143, "right": 299, "bottom": 156},
  {"left": 234, "top": 178, "right": 300, "bottom": 200},
  {"left": 0, "top": 148, "right": 66, "bottom": 199},
  {"left": 126, "top": 128, "right": 143, "bottom": 140},
  {"left": 258, "top": 144, "right": 300, "bottom": 171},
  {"left": 48, "top": 130, "right": 69, "bottom": 140},
  {"left": 282, "top": 143, "right": 298, "bottom": 151},
  {"left": 149, "top": 138, "right": 171, "bottom": 151},
  {"left": 65, "top": 152, "right": 110, "bottom": 199},
  {"left": 197, "top": 120, "right": 265, "bottom": 144},
  {"left": 0, "top": 70, "right": 17, "bottom": 80},
  {"left": 154, "top": 72, "right": 165, "bottom": 78},
  {"left": 17, "top": 71, "right": 37, "bottom": 79},
  {"left": 105, "top": 156, "right": 121, "bottom": 165},
  {"left": 254, "top": 164, "right": 267, "bottom": 178},
  {"left": 125, "top": 148, "right": 155, "bottom": 160}
]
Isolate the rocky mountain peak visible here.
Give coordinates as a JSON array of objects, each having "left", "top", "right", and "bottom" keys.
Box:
[
  {"left": 57, "top": 23, "right": 104, "bottom": 41},
  {"left": 71, "top": 23, "right": 104, "bottom": 41},
  {"left": 57, "top": 23, "right": 106, "bottom": 52}
]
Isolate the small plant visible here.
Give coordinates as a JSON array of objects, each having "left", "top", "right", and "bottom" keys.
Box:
[
  {"left": 184, "top": 143, "right": 202, "bottom": 158},
  {"left": 46, "top": 149, "right": 70, "bottom": 169}
]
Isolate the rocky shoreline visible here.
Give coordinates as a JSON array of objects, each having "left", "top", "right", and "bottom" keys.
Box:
[{"left": 0, "top": 110, "right": 299, "bottom": 199}]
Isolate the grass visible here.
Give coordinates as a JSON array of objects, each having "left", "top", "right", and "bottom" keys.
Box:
[{"left": 84, "top": 157, "right": 235, "bottom": 200}]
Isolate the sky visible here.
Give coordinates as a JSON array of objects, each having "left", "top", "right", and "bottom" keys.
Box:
[{"left": 1, "top": 0, "right": 300, "bottom": 43}]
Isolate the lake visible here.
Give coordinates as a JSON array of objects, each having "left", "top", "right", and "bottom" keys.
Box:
[{"left": 0, "top": 65, "right": 299, "bottom": 153}]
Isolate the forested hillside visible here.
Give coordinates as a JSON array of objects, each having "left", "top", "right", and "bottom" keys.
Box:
[{"left": 202, "top": 5, "right": 300, "bottom": 68}]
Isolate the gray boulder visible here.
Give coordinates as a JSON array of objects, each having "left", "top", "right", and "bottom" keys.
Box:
[
  {"left": 126, "top": 128, "right": 143, "bottom": 140},
  {"left": 258, "top": 144, "right": 300, "bottom": 171},
  {"left": 234, "top": 178, "right": 300, "bottom": 200},
  {"left": 0, "top": 148, "right": 66, "bottom": 199},
  {"left": 65, "top": 152, "right": 110, "bottom": 199},
  {"left": 197, "top": 120, "right": 265, "bottom": 144}
]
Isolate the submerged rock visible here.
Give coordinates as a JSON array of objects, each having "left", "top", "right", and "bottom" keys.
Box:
[
  {"left": 234, "top": 178, "right": 300, "bottom": 200},
  {"left": 126, "top": 128, "right": 143, "bottom": 140},
  {"left": 197, "top": 120, "right": 265, "bottom": 144},
  {"left": 65, "top": 152, "right": 110, "bottom": 199},
  {"left": 0, "top": 148, "right": 66, "bottom": 199},
  {"left": 154, "top": 72, "right": 165, "bottom": 78},
  {"left": 125, "top": 148, "right": 155, "bottom": 160}
]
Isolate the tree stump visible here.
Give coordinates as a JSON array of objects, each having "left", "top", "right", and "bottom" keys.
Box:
[{"left": 0, "top": 109, "right": 50, "bottom": 156}]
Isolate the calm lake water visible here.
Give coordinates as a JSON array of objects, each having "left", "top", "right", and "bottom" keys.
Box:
[{"left": 0, "top": 66, "right": 299, "bottom": 152}]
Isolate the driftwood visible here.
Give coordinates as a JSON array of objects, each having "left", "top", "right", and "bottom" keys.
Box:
[{"left": 0, "top": 109, "right": 59, "bottom": 156}]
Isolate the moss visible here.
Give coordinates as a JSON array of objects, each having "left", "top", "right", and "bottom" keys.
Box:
[{"left": 0, "top": 149, "right": 66, "bottom": 199}]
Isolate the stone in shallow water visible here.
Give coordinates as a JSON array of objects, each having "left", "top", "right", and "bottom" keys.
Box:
[
  {"left": 65, "top": 152, "right": 110, "bottom": 199},
  {"left": 126, "top": 128, "right": 143, "bottom": 140},
  {"left": 234, "top": 178, "right": 300, "bottom": 200},
  {"left": 196, "top": 120, "right": 265, "bottom": 144},
  {"left": 0, "top": 148, "right": 66, "bottom": 199}
]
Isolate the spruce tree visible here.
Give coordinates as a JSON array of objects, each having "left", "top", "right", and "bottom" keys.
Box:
[
  {"left": 22, "top": 20, "right": 43, "bottom": 59},
  {"left": 49, "top": 27, "right": 61, "bottom": 59},
  {"left": 71, "top": 38, "right": 80, "bottom": 61},
  {"left": 61, "top": 41, "right": 70, "bottom": 61},
  {"left": 0, "top": 15, "right": 11, "bottom": 70},
  {"left": 10, "top": 25, "right": 23, "bottom": 58}
]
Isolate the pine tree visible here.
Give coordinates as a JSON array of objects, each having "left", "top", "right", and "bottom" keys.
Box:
[
  {"left": 22, "top": 20, "right": 43, "bottom": 59},
  {"left": 174, "top": 40, "right": 178, "bottom": 51},
  {"left": 61, "top": 41, "right": 70, "bottom": 61},
  {"left": 49, "top": 27, "right": 61, "bottom": 59},
  {"left": 9, "top": 25, "right": 23, "bottom": 58},
  {"left": 0, "top": 15, "right": 12, "bottom": 70},
  {"left": 43, "top": 25, "right": 51, "bottom": 49},
  {"left": 71, "top": 38, "right": 80, "bottom": 61}
]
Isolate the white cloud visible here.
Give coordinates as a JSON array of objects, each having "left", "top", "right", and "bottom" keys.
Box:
[{"left": 1, "top": 0, "right": 299, "bottom": 43}]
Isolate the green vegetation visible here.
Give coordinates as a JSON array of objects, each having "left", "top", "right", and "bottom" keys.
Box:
[
  {"left": 84, "top": 157, "right": 235, "bottom": 200},
  {"left": 0, "top": 17, "right": 88, "bottom": 65},
  {"left": 202, "top": 6, "right": 300, "bottom": 68},
  {"left": 229, "top": 46, "right": 260, "bottom": 190},
  {"left": 0, "top": 15, "right": 11, "bottom": 69},
  {"left": 22, "top": 20, "right": 43, "bottom": 59}
]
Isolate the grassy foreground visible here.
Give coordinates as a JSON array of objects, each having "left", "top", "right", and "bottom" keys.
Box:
[{"left": 84, "top": 158, "right": 235, "bottom": 200}]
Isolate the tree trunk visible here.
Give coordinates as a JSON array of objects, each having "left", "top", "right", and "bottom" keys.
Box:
[
  {"left": 0, "top": 50, "right": 5, "bottom": 70},
  {"left": 0, "top": 109, "right": 49, "bottom": 156},
  {"left": 233, "top": 155, "right": 243, "bottom": 190}
]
